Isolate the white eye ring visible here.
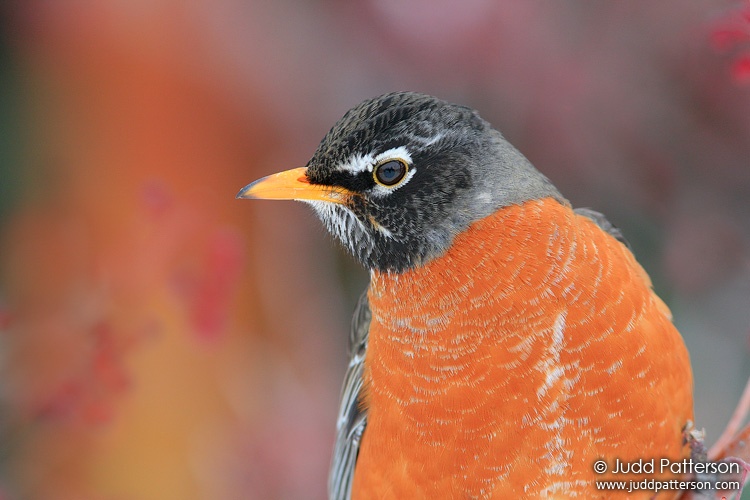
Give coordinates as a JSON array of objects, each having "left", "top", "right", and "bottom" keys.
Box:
[{"left": 373, "top": 159, "right": 409, "bottom": 187}]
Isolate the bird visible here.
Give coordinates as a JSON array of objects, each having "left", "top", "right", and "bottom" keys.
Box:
[{"left": 237, "top": 92, "right": 695, "bottom": 499}]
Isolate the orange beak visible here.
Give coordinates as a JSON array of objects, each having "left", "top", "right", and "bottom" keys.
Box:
[{"left": 236, "top": 167, "right": 354, "bottom": 204}]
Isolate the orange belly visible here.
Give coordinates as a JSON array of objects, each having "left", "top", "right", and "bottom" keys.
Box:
[{"left": 352, "top": 198, "right": 693, "bottom": 499}]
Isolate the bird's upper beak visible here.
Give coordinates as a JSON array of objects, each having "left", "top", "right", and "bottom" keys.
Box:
[{"left": 236, "top": 167, "right": 353, "bottom": 204}]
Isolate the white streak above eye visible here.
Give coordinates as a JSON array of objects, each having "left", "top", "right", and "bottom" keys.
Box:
[
  {"left": 335, "top": 153, "right": 376, "bottom": 174},
  {"left": 374, "top": 146, "right": 412, "bottom": 166},
  {"left": 334, "top": 146, "right": 413, "bottom": 174},
  {"left": 333, "top": 145, "right": 415, "bottom": 198}
]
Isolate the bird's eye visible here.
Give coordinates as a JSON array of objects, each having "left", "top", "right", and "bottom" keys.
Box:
[{"left": 373, "top": 160, "right": 408, "bottom": 187}]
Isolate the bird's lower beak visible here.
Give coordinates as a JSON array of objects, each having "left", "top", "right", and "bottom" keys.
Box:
[{"left": 236, "top": 167, "right": 353, "bottom": 204}]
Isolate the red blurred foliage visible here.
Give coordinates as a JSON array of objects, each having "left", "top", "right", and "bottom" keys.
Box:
[
  {"left": 710, "top": 1, "right": 750, "bottom": 85},
  {"left": 36, "top": 321, "right": 133, "bottom": 425},
  {"left": 0, "top": 207, "right": 145, "bottom": 428},
  {"left": 173, "top": 227, "right": 245, "bottom": 343},
  {"left": 731, "top": 54, "right": 750, "bottom": 83},
  {"left": 138, "top": 179, "right": 247, "bottom": 342}
]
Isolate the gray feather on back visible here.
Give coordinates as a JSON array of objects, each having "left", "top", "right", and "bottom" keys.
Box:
[
  {"left": 329, "top": 290, "right": 371, "bottom": 500},
  {"left": 573, "top": 207, "right": 630, "bottom": 248}
]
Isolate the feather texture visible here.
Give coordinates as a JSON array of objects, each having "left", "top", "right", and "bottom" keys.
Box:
[
  {"left": 330, "top": 290, "right": 371, "bottom": 500},
  {"left": 348, "top": 198, "right": 693, "bottom": 499}
]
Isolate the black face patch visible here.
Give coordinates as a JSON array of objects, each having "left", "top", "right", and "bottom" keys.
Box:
[{"left": 318, "top": 170, "right": 374, "bottom": 193}]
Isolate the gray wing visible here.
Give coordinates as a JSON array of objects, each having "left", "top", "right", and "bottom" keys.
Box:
[
  {"left": 574, "top": 207, "right": 631, "bottom": 248},
  {"left": 329, "top": 289, "right": 371, "bottom": 500}
]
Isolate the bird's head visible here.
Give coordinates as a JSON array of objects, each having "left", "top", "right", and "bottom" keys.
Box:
[{"left": 237, "top": 92, "right": 563, "bottom": 273}]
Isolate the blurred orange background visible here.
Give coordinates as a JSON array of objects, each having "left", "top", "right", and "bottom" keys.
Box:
[{"left": 0, "top": 1, "right": 749, "bottom": 499}]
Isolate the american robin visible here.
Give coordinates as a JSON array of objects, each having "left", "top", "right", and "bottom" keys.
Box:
[{"left": 237, "top": 92, "right": 694, "bottom": 499}]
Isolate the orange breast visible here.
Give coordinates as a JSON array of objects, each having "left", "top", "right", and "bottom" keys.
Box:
[{"left": 352, "top": 198, "right": 693, "bottom": 499}]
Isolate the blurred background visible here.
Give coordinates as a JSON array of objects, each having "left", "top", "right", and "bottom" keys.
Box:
[{"left": 0, "top": 1, "right": 749, "bottom": 499}]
